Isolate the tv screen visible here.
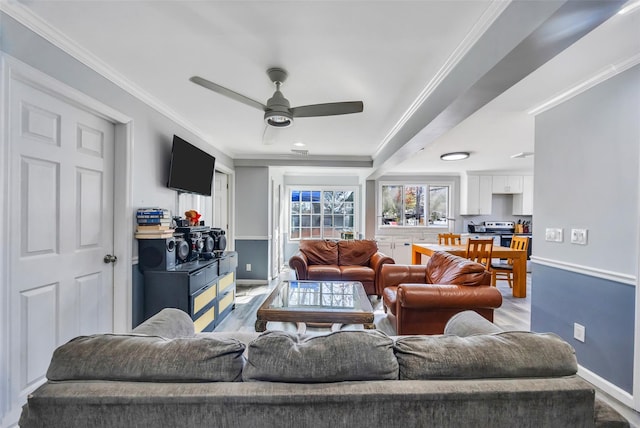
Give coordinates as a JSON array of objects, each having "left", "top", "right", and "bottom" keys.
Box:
[{"left": 167, "top": 135, "right": 216, "bottom": 196}]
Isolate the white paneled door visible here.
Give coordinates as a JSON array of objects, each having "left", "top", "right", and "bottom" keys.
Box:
[{"left": 7, "top": 74, "right": 115, "bottom": 418}]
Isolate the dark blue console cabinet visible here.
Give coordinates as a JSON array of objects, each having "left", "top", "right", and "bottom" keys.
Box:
[{"left": 143, "top": 251, "right": 237, "bottom": 332}]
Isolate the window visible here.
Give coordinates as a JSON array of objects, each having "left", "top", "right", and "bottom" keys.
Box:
[
  {"left": 380, "top": 183, "right": 450, "bottom": 227},
  {"left": 289, "top": 188, "right": 357, "bottom": 240}
]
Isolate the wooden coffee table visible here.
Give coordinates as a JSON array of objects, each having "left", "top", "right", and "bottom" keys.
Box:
[{"left": 255, "top": 280, "right": 375, "bottom": 333}]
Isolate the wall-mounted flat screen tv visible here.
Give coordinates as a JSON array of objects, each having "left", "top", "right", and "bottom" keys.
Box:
[{"left": 167, "top": 135, "right": 216, "bottom": 196}]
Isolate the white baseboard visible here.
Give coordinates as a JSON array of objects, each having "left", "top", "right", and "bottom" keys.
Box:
[
  {"left": 578, "top": 365, "right": 636, "bottom": 410},
  {"left": 236, "top": 279, "right": 269, "bottom": 286}
]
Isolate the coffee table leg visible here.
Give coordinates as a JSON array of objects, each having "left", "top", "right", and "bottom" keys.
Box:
[
  {"left": 255, "top": 319, "right": 267, "bottom": 332},
  {"left": 331, "top": 323, "right": 343, "bottom": 332},
  {"left": 296, "top": 322, "right": 307, "bottom": 334}
]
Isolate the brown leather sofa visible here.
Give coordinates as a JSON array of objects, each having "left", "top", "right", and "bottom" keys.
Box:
[
  {"left": 380, "top": 251, "right": 502, "bottom": 335},
  {"left": 288, "top": 239, "right": 394, "bottom": 296}
]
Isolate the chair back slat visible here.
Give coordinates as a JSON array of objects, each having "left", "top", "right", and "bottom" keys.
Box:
[
  {"left": 465, "top": 238, "right": 494, "bottom": 269},
  {"left": 438, "top": 233, "right": 461, "bottom": 245}
]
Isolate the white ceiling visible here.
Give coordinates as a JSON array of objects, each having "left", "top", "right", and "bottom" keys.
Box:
[{"left": 6, "top": 0, "right": 640, "bottom": 177}]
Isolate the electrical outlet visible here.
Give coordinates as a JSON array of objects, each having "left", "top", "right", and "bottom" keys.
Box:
[
  {"left": 246, "top": 263, "right": 252, "bottom": 272},
  {"left": 571, "top": 228, "right": 588, "bottom": 245},
  {"left": 545, "top": 228, "right": 563, "bottom": 242},
  {"left": 574, "top": 323, "right": 585, "bottom": 342}
]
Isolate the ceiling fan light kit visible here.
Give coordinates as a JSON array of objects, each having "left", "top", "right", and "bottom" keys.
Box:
[{"left": 190, "top": 67, "right": 364, "bottom": 131}]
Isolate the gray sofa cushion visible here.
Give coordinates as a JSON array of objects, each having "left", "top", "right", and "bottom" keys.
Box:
[
  {"left": 243, "top": 330, "right": 398, "bottom": 382},
  {"left": 131, "top": 308, "right": 195, "bottom": 338},
  {"left": 47, "top": 334, "right": 246, "bottom": 382},
  {"left": 395, "top": 331, "right": 577, "bottom": 380}
]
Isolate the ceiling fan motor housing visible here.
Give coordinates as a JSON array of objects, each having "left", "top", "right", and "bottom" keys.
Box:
[{"left": 264, "top": 88, "right": 293, "bottom": 127}]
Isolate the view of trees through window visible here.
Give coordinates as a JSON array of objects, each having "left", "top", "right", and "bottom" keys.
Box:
[
  {"left": 290, "top": 189, "right": 356, "bottom": 240},
  {"left": 381, "top": 184, "right": 449, "bottom": 227}
]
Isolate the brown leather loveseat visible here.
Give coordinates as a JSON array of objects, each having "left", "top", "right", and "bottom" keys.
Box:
[
  {"left": 289, "top": 239, "right": 394, "bottom": 296},
  {"left": 380, "top": 251, "right": 502, "bottom": 335}
]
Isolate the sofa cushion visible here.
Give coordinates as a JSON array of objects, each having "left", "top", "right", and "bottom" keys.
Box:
[
  {"left": 340, "top": 265, "right": 375, "bottom": 282},
  {"left": 426, "top": 251, "right": 489, "bottom": 285},
  {"left": 243, "top": 330, "right": 398, "bottom": 382},
  {"left": 307, "top": 265, "right": 342, "bottom": 280},
  {"left": 47, "top": 334, "right": 246, "bottom": 382},
  {"left": 338, "top": 239, "right": 377, "bottom": 266},
  {"left": 395, "top": 332, "right": 577, "bottom": 380},
  {"left": 300, "top": 239, "right": 339, "bottom": 265}
]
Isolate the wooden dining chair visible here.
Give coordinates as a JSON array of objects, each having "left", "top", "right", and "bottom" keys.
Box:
[
  {"left": 491, "top": 236, "right": 529, "bottom": 287},
  {"left": 465, "top": 238, "right": 494, "bottom": 270},
  {"left": 438, "top": 233, "right": 461, "bottom": 245}
]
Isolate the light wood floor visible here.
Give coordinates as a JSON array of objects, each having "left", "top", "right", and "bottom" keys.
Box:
[{"left": 215, "top": 269, "right": 639, "bottom": 427}]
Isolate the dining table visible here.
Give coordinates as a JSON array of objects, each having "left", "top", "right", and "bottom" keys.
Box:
[{"left": 411, "top": 243, "right": 528, "bottom": 298}]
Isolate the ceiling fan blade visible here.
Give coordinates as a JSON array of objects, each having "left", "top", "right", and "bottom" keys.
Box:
[
  {"left": 190, "top": 76, "right": 266, "bottom": 111},
  {"left": 291, "top": 101, "right": 364, "bottom": 118}
]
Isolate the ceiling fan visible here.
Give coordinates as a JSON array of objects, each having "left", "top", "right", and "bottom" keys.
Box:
[{"left": 189, "top": 68, "right": 364, "bottom": 129}]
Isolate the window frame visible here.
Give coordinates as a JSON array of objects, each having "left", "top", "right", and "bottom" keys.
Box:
[
  {"left": 377, "top": 181, "right": 453, "bottom": 229},
  {"left": 287, "top": 185, "right": 360, "bottom": 241}
]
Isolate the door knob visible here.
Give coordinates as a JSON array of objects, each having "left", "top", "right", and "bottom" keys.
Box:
[{"left": 103, "top": 254, "right": 118, "bottom": 264}]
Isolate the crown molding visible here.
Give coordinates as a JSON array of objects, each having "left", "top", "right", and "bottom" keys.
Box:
[
  {"left": 0, "top": 1, "right": 220, "bottom": 150},
  {"left": 527, "top": 53, "right": 640, "bottom": 116},
  {"left": 373, "top": 0, "right": 510, "bottom": 158}
]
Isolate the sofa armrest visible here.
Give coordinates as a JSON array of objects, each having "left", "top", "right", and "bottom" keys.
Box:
[
  {"left": 288, "top": 251, "right": 309, "bottom": 280},
  {"left": 444, "top": 310, "right": 504, "bottom": 336},
  {"left": 370, "top": 252, "right": 396, "bottom": 295},
  {"left": 397, "top": 283, "right": 502, "bottom": 310},
  {"left": 131, "top": 308, "right": 195, "bottom": 338}
]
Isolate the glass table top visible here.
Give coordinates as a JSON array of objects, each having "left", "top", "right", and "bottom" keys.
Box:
[{"left": 265, "top": 280, "right": 370, "bottom": 313}]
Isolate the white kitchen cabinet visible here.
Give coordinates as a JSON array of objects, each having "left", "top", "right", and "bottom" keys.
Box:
[
  {"left": 492, "top": 175, "right": 524, "bottom": 194},
  {"left": 375, "top": 235, "right": 412, "bottom": 264},
  {"left": 460, "top": 175, "right": 492, "bottom": 215},
  {"left": 513, "top": 175, "right": 533, "bottom": 215}
]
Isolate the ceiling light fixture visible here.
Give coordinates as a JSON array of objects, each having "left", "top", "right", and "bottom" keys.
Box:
[
  {"left": 440, "top": 152, "right": 469, "bottom": 161},
  {"left": 264, "top": 110, "right": 293, "bottom": 128},
  {"left": 510, "top": 152, "right": 534, "bottom": 159}
]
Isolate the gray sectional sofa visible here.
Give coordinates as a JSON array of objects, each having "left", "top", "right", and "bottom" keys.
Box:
[{"left": 20, "top": 308, "right": 628, "bottom": 427}]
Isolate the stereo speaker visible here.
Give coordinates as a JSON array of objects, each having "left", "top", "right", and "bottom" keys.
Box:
[{"left": 138, "top": 238, "right": 176, "bottom": 272}]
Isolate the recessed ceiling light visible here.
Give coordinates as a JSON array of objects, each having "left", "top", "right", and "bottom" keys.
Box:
[
  {"left": 510, "top": 152, "right": 534, "bottom": 159},
  {"left": 440, "top": 152, "right": 469, "bottom": 161},
  {"left": 293, "top": 142, "right": 306, "bottom": 147}
]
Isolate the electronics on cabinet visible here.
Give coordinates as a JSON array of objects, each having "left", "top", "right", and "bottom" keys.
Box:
[
  {"left": 138, "top": 237, "right": 176, "bottom": 272},
  {"left": 210, "top": 228, "right": 227, "bottom": 252}
]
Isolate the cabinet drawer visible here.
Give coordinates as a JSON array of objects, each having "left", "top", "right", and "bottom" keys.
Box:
[
  {"left": 189, "top": 269, "right": 208, "bottom": 294},
  {"left": 204, "top": 261, "right": 219, "bottom": 283},
  {"left": 193, "top": 283, "right": 217, "bottom": 314},
  {"left": 218, "top": 290, "right": 235, "bottom": 314},
  {"left": 218, "top": 272, "right": 234, "bottom": 294},
  {"left": 193, "top": 305, "right": 216, "bottom": 333}
]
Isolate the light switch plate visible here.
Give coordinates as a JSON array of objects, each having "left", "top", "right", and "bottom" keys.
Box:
[
  {"left": 571, "top": 228, "right": 588, "bottom": 245},
  {"left": 545, "top": 228, "right": 563, "bottom": 242}
]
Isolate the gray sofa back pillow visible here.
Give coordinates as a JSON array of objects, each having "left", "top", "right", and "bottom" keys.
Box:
[
  {"left": 47, "top": 334, "right": 246, "bottom": 382},
  {"left": 243, "top": 330, "right": 398, "bottom": 382},
  {"left": 395, "top": 332, "right": 577, "bottom": 380}
]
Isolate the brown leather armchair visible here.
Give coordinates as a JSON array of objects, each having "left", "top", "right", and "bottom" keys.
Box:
[
  {"left": 380, "top": 251, "right": 502, "bottom": 335},
  {"left": 289, "top": 239, "right": 395, "bottom": 296}
]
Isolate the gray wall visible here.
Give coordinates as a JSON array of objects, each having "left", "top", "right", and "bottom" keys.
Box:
[
  {"left": 531, "top": 64, "right": 640, "bottom": 393},
  {"left": 235, "top": 167, "right": 269, "bottom": 281}
]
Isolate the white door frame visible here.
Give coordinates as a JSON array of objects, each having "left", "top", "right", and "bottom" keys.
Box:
[{"left": 0, "top": 54, "right": 133, "bottom": 425}]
